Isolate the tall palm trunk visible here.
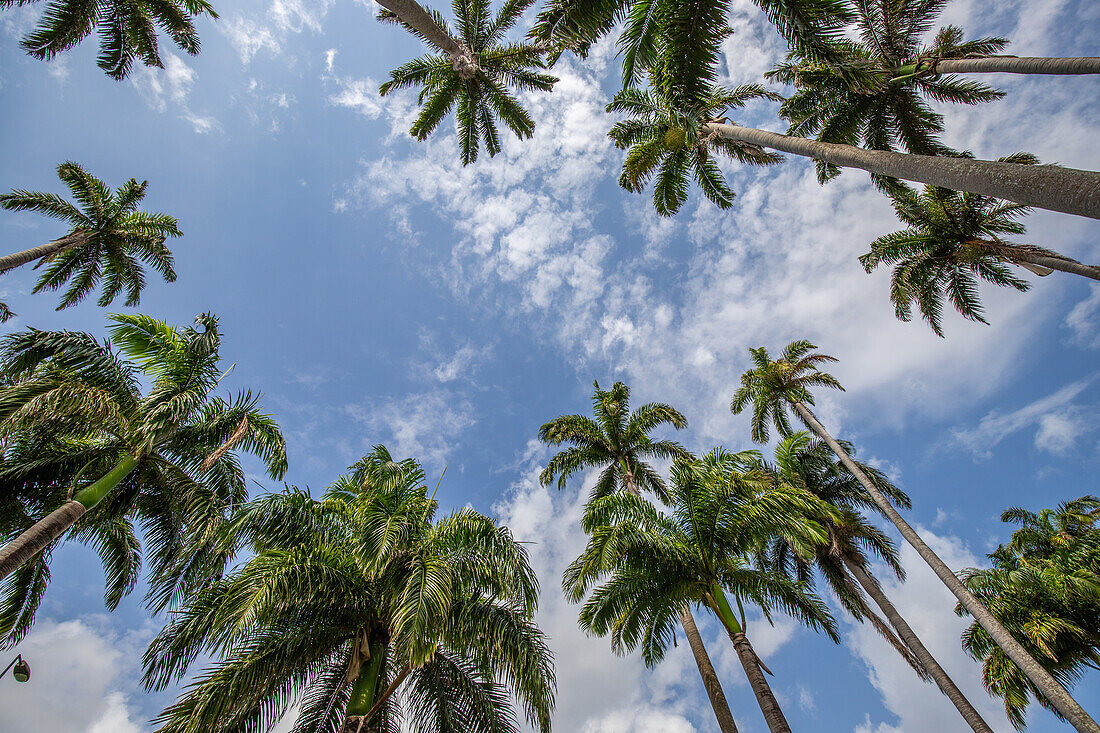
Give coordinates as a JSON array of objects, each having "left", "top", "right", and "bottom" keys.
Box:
[
  {"left": 708, "top": 584, "right": 792, "bottom": 733},
  {"left": 0, "top": 232, "right": 88, "bottom": 274},
  {"left": 374, "top": 0, "right": 478, "bottom": 78},
  {"left": 791, "top": 400, "right": 1100, "bottom": 733},
  {"left": 706, "top": 123, "right": 1100, "bottom": 220},
  {"left": 0, "top": 455, "right": 139, "bottom": 581},
  {"left": 969, "top": 239, "right": 1100, "bottom": 281},
  {"left": 895, "top": 57, "right": 1100, "bottom": 77},
  {"left": 623, "top": 471, "right": 740, "bottom": 733},
  {"left": 344, "top": 636, "right": 388, "bottom": 733},
  {"left": 841, "top": 554, "right": 994, "bottom": 733}
]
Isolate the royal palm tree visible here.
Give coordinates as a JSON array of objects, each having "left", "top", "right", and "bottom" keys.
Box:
[
  {"left": 958, "top": 496, "right": 1100, "bottom": 729},
  {"left": 538, "top": 381, "right": 740, "bottom": 733},
  {"left": 764, "top": 432, "right": 996, "bottom": 733},
  {"left": 566, "top": 447, "right": 840, "bottom": 733},
  {"left": 861, "top": 159, "right": 1100, "bottom": 336},
  {"left": 0, "top": 162, "right": 181, "bottom": 315},
  {"left": 0, "top": 313, "right": 288, "bottom": 616},
  {"left": 143, "top": 445, "right": 555, "bottom": 733},
  {"left": 607, "top": 81, "right": 782, "bottom": 216},
  {"left": 378, "top": 0, "right": 558, "bottom": 165},
  {"left": 1, "top": 0, "right": 217, "bottom": 80},
  {"left": 730, "top": 340, "right": 1100, "bottom": 733}
]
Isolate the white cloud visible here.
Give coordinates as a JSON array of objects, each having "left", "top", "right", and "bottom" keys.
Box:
[
  {"left": 951, "top": 376, "right": 1098, "bottom": 458},
  {"left": 345, "top": 388, "right": 476, "bottom": 468},
  {"left": 221, "top": 0, "right": 334, "bottom": 64},
  {"left": 329, "top": 77, "right": 385, "bottom": 119},
  {"left": 1065, "top": 285, "right": 1100, "bottom": 349},
  {"left": 844, "top": 529, "right": 1014, "bottom": 732},
  {"left": 129, "top": 53, "right": 219, "bottom": 134},
  {"left": 0, "top": 619, "right": 151, "bottom": 733},
  {"left": 221, "top": 16, "right": 281, "bottom": 64},
  {"left": 430, "top": 342, "right": 493, "bottom": 383}
]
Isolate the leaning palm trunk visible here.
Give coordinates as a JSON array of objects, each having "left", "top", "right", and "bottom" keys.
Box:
[
  {"left": 0, "top": 232, "right": 88, "bottom": 274},
  {"left": 623, "top": 472, "right": 740, "bottom": 733},
  {"left": 969, "top": 239, "right": 1100, "bottom": 281},
  {"left": 841, "top": 554, "right": 995, "bottom": 733},
  {"left": 895, "top": 57, "right": 1100, "bottom": 77},
  {"left": 791, "top": 400, "right": 1100, "bottom": 733},
  {"left": 728, "top": 630, "right": 791, "bottom": 733},
  {"left": 706, "top": 123, "right": 1100, "bottom": 220},
  {"left": 374, "top": 0, "right": 478, "bottom": 78},
  {"left": 0, "top": 455, "right": 139, "bottom": 581}
]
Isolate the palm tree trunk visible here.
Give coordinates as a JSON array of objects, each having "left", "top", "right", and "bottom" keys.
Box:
[
  {"left": 0, "top": 454, "right": 139, "bottom": 581},
  {"left": 622, "top": 471, "right": 740, "bottom": 733},
  {"left": 841, "top": 554, "right": 995, "bottom": 733},
  {"left": 0, "top": 232, "right": 88, "bottom": 274},
  {"left": 705, "top": 123, "right": 1100, "bottom": 220},
  {"left": 791, "top": 400, "right": 1100, "bottom": 733},
  {"left": 344, "top": 636, "right": 388, "bottom": 732},
  {"left": 680, "top": 606, "right": 740, "bottom": 733},
  {"left": 971, "top": 240, "right": 1100, "bottom": 281},
  {"left": 896, "top": 57, "right": 1100, "bottom": 76},
  {"left": 374, "top": 0, "right": 478, "bottom": 78}
]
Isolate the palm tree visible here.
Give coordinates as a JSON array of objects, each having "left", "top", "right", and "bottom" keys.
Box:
[
  {"left": 0, "top": 313, "right": 288, "bottom": 615},
  {"left": 538, "top": 380, "right": 740, "bottom": 733},
  {"left": 566, "top": 448, "right": 840, "bottom": 733},
  {"left": 958, "top": 496, "right": 1100, "bottom": 729},
  {"left": 1, "top": 0, "right": 217, "bottom": 80},
  {"left": 861, "top": 159, "right": 1100, "bottom": 336},
  {"left": 730, "top": 340, "right": 1100, "bottom": 733},
  {"left": 607, "top": 82, "right": 782, "bottom": 216},
  {"left": 0, "top": 162, "right": 181, "bottom": 314},
  {"left": 143, "top": 445, "right": 555, "bottom": 733},
  {"left": 764, "top": 432, "right": 996, "bottom": 733},
  {"left": 378, "top": 0, "right": 558, "bottom": 165}
]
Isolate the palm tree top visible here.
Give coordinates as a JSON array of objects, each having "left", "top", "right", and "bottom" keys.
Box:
[
  {"left": 730, "top": 341, "right": 844, "bottom": 443},
  {"left": 538, "top": 379, "right": 688, "bottom": 500},
  {"left": 1, "top": 162, "right": 181, "bottom": 311}
]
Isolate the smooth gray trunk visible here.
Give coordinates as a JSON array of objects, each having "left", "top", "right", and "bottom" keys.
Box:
[
  {"left": 728, "top": 630, "right": 791, "bottom": 733},
  {"left": 0, "top": 232, "right": 88, "bottom": 274},
  {"left": 680, "top": 606, "right": 740, "bottom": 733},
  {"left": 937, "top": 57, "right": 1100, "bottom": 75},
  {"left": 0, "top": 501, "right": 85, "bottom": 580},
  {"left": 706, "top": 123, "right": 1100, "bottom": 220},
  {"left": 374, "top": 0, "right": 478, "bottom": 78},
  {"left": 843, "top": 555, "right": 995, "bottom": 733},
  {"left": 1010, "top": 252, "right": 1100, "bottom": 281},
  {"left": 791, "top": 400, "right": 1100, "bottom": 733}
]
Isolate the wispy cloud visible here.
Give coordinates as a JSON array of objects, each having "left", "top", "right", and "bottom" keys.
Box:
[{"left": 129, "top": 53, "right": 220, "bottom": 134}]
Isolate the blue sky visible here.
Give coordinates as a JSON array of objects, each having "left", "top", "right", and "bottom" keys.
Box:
[{"left": 0, "top": 0, "right": 1098, "bottom": 730}]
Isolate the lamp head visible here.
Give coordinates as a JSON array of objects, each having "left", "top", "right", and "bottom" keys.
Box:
[{"left": 12, "top": 656, "right": 29, "bottom": 683}]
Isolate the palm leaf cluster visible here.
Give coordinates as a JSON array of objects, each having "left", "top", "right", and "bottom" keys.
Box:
[
  {"left": 1, "top": 0, "right": 218, "bottom": 79},
  {"left": 0, "top": 162, "right": 182, "bottom": 312},
  {"left": 380, "top": 0, "right": 558, "bottom": 165},
  {"left": 0, "top": 313, "right": 286, "bottom": 645},
  {"left": 144, "top": 445, "right": 555, "bottom": 733},
  {"left": 958, "top": 497, "right": 1100, "bottom": 729},
  {"left": 768, "top": 1, "right": 1007, "bottom": 183}
]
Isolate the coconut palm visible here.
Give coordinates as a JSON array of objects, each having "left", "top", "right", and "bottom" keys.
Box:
[
  {"left": 1, "top": 0, "right": 217, "bottom": 80},
  {"left": 763, "top": 432, "right": 996, "bottom": 733},
  {"left": 607, "top": 81, "right": 783, "bottom": 216},
  {"left": 143, "top": 445, "right": 555, "bottom": 733},
  {"left": 378, "top": 0, "right": 558, "bottom": 165},
  {"left": 538, "top": 380, "right": 740, "bottom": 733},
  {"left": 731, "top": 340, "right": 1100, "bottom": 733},
  {"left": 0, "top": 313, "right": 288, "bottom": 626},
  {"left": 958, "top": 496, "right": 1100, "bottom": 729},
  {"left": 860, "top": 158, "right": 1100, "bottom": 336},
  {"left": 0, "top": 162, "right": 181, "bottom": 315},
  {"left": 566, "top": 447, "right": 840, "bottom": 733}
]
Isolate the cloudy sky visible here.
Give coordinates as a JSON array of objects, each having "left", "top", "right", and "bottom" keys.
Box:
[{"left": 0, "top": 0, "right": 1098, "bottom": 731}]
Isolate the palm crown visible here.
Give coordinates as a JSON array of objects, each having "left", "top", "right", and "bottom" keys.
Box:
[
  {"left": 538, "top": 380, "right": 688, "bottom": 502},
  {"left": 2, "top": 0, "right": 217, "bottom": 80},
  {"left": 0, "top": 313, "right": 287, "bottom": 644},
  {"left": 859, "top": 155, "right": 1046, "bottom": 337},
  {"left": 730, "top": 340, "right": 844, "bottom": 443},
  {"left": 379, "top": 0, "right": 558, "bottom": 165},
  {"left": 0, "top": 162, "right": 181, "bottom": 311},
  {"left": 768, "top": 0, "right": 1007, "bottom": 182},
  {"left": 607, "top": 80, "right": 783, "bottom": 216},
  {"left": 144, "top": 445, "right": 555, "bottom": 733}
]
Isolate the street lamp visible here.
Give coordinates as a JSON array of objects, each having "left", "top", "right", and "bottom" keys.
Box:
[{"left": 0, "top": 655, "right": 30, "bottom": 683}]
